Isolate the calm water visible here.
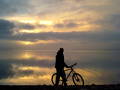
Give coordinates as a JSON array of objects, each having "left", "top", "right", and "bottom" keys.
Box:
[{"left": 0, "top": 50, "right": 120, "bottom": 85}]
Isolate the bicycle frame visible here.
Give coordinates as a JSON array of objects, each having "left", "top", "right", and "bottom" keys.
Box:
[{"left": 64, "top": 67, "right": 76, "bottom": 80}]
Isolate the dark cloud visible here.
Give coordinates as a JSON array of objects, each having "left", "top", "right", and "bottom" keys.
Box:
[
  {"left": 0, "top": 0, "right": 32, "bottom": 16},
  {"left": 15, "top": 69, "right": 34, "bottom": 77},
  {"left": 15, "top": 23, "right": 35, "bottom": 30},
  {"left": 91, "top": 14, "right": 120, "bottom": 30},
  {"left": 0, "top": 19, "right": 35, "bottom": 39},
  {"left": 54, "top": 24, "right": 64, "bottom": 28},
  {"left": 38, "top": 24, "right": 47, "bottom": 28},
  {"left": 0, "top": 59, "right": 53, "bottom": 70},
  {"left": 0, "top": 19, "right": 15, "bottom": 39},
  {"left": 0, "top": 61, "right": 14, "bottom": 79},
  {"left": 0, "top": 0, "right": 16, "bottom": 16},
  {"left": 0, "top": 0, "right": 65, "bottom": 17},
  {"left": 107, "top": 14, "right": 120, "bottom": 29},
  {"left": 54, "top": 22, "right": 79, "bottom": 28},
  {"left": 0, "top": 19, "right": 14, "bottom": 34},
  {"left": 0, "top": 21, "right": 120, "bottom": 50},
  {"left": 66, "top": 22, "right": 79, "bottom": 28},
  {"left": 0, "top": 28, "right": 119, "bottom": 50},
  {"left": 15, "top": 59, "right": 53, "bottom": 68},
  {"left": 14, "top": 30, "right": 120, "bottom": 42}
]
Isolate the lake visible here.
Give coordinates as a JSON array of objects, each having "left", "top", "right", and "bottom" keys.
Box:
[{"left": 0, "top": 50, "right": 120, "bottom": 85}]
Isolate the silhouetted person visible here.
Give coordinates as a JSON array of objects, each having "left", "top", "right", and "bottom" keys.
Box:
[{"left": 55, "top": 48, "right": 69, "bottom": 86}]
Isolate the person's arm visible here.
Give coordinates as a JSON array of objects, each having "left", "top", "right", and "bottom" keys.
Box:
[{"left": 64, "top": 62, "right": 69, "bottom": 68}]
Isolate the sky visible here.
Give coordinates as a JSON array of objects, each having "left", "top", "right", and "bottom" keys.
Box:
[{"left": 0, "top": 0, "right": 120, "bottom": 85}]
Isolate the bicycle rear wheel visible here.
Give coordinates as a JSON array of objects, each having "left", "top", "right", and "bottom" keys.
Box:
[
  {"left": 51, "top": 73, "right": 63, "bottom": 85},
  {"left": 72, "top": 73, "right": 84, "bottom": 86}
]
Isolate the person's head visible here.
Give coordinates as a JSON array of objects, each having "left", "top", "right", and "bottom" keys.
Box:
[
  {"left": 57, "top": 48, "right": 64, "bottom": 54},
  {"left": 59, "top": 48, "right": 64, "bottom": 53}
]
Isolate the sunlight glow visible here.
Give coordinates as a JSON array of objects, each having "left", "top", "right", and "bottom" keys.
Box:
[
  {"left": 4, "top": 74, "right": 52, "bottom": 85},
  {"left": 7, "top": 16, "right": 99, "bottom": 33},
  {"left": 19, "top": 41, "right": 34, "bottom": 45},
  {"left": 19, "top": 20, "right": 54, "bottom": 25},
  {"left": 39, "top": 20, "right": 53, "bottom": 25},
  {"left": 19, "top": 51, "right": 53, "bottom": 60},
  {"left": 22, "top": 52, "right": 33, "bottom": 59},
  {"left": 19, "top": 20, "right": 36, "bottom": 24},
  {"left": 19, "top": 29, "right": 41, "bottom": 34},
  {"left": 18, "top": 40, "right": 60, "bottom": 45},
  {"left": 6, "top": 65, "right": 104, "bottom": 85},
  {"left": 7, "top": 17, "right": 54, "bottom": 25}
]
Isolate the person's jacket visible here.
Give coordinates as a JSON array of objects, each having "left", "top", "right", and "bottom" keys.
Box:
[{"left": 55, "top": 52, "right": 68, "bottom": 69}]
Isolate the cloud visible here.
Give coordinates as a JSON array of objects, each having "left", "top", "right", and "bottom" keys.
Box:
[
  {"left": 0, "top": 0, "right": 32, "bottom": 17},
  {"left": 0, "top": 18, "right": 120, "bottom": 51},
  {"left": 2, "top": 18, "right": 118, "bottom": 42},
  {"left": 0, "top": 19, "right": 36, "bottom": 39},
  {"left": 0, "top": 19, "right": 15, "bottom": 39},
  {"left": 15, "top": 22, "right": 35, "bottom": 30},
  {"left": 13, "top": 30, "right": 120, "bottom": 42},
  {"left": 0, "top": 0, "right": 77, "bottom": 17},
  {"left": 0, "top": 61, "right": 14, "bottom": 79},
  {"left": 54, "top": 22, "right": 79, "bottom": 28},
  {"left": 104, "top": 14, "right": 120, "bottom": 30},
  {"left": 90, "top": 14, "right": 120, "bottom": 30},
  {"left": 0, "top": 25, "right": 120, "bottom": 50},
  {"left": 12, "top": 65, "right": 34, "bottom": 77},
  {"left": 0, "top": 0, "right": 16, "bottom": 16},
  {"left": 0, "top": 19, "right": 14, "bottom": 34}
]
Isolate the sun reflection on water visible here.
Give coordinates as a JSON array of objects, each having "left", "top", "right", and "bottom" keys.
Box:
[{"left": 19, "top": 51, "right": 53, "bottom": 60}]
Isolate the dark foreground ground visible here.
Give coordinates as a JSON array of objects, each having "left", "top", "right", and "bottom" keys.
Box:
[{"left": 0, "top": 85, "right": 120, "bottom": 90}]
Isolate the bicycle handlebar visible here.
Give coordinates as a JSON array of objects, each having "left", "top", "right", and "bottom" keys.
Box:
[
  {"left": 64, "top": 63, "right": 77, "bottom": 71},
  {"left": 70, "top": 63, "right": 77, "bottom": 68}
]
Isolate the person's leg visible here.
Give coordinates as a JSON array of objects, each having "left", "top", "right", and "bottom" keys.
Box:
[
  {"left": 61, "top": 69, "right": 67, "bottom": 86},
  {"left": 55, "top": 69, "right": 60, "bottom": 86}
]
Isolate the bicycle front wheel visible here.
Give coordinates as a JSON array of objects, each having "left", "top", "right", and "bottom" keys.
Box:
[{"left": 72, "top": 73, "right": 84, "bottom": 86}]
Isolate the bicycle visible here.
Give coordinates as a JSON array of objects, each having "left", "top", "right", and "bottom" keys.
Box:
[{"left": 51, "top": 63, "right": 84, "bottom": 86}]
